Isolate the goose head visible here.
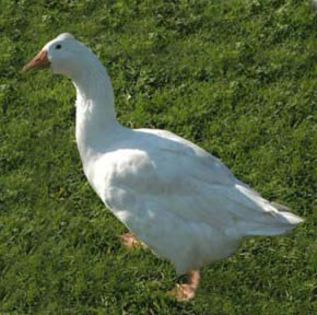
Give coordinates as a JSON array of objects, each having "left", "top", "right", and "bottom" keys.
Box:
[{"left": 23, "top": 33, "right": 97, "bottom": 79}]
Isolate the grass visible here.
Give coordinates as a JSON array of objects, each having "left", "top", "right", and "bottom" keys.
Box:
[{"left": 0, "top": 0, "right": 316, "bottom": 314}]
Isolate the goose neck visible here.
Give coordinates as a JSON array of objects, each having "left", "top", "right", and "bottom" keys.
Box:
[{"left": 72, "top": 61, "right": 121, "bottom": 159}]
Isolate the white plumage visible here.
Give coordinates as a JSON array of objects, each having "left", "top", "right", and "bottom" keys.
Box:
[{"left": 24, "top": 33, "right": 303, "bottom": 300}]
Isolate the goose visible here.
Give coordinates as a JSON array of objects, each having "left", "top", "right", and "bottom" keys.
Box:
[{"left": 23, "top": 33, "right": 303, "bottom": 301}]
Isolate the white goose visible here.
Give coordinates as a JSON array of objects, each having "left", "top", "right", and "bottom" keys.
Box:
[{"left": 23, "top": 33, "right": 303, "bottom": 301}]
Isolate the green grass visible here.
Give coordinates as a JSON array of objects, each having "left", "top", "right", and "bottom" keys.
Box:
[{"left": 1, "top": 0, "right": 316, "bottom": 314}]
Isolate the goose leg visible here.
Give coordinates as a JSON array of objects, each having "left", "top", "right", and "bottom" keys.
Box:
[
  {"left": 169, "top": 270, "right": 200, "bottom": 302},
  {"left": 120, "top": 232, "right": 146, "bottom": 249}
]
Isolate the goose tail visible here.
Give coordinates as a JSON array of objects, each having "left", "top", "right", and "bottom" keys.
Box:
[
  {"left": 271, "top": 202, "right": 304, "bottom": 228},
  {"left": 234, "top": 184, "right": 304, "bottom": 236}
]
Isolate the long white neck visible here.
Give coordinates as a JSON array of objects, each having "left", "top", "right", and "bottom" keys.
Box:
[{"left": 71, "top": 57, "right": 121, "bottom": 162}]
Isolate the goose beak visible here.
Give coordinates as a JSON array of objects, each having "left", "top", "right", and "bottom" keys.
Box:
[{"left": 22, "top": 50, "right": 50, "bottom": 72}]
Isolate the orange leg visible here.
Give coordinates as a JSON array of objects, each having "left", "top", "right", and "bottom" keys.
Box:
[
  {"left": 120, "top": 232, "right": 146, "bottom": 249},
  {"left": 169, "top": 270, "right": 200, "bottom": 302}
]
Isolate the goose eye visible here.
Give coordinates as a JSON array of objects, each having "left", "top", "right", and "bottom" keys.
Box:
[{"left": 55, "top": 44, "right": 62, "bottom": 50}]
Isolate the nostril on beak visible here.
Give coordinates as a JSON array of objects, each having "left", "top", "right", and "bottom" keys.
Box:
[{"left": 22, "top": 49, "right": 50, "bottom": 72}]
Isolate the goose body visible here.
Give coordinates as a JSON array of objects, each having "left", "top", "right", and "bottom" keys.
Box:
[
  {"left": 24, "top": 33, "right": 303, "bottom": 300},
  {"left": 82, "top": 126, "right": 302, "bottom": 274}
]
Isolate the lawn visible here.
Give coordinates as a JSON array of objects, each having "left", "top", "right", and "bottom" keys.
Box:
[{"left": 0, "top": 0, "right": 316, "bottom": 314}]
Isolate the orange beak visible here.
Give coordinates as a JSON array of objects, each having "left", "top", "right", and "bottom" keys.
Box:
[{"left": 22, "top": 50, "right": 50, "bottom": 72}]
